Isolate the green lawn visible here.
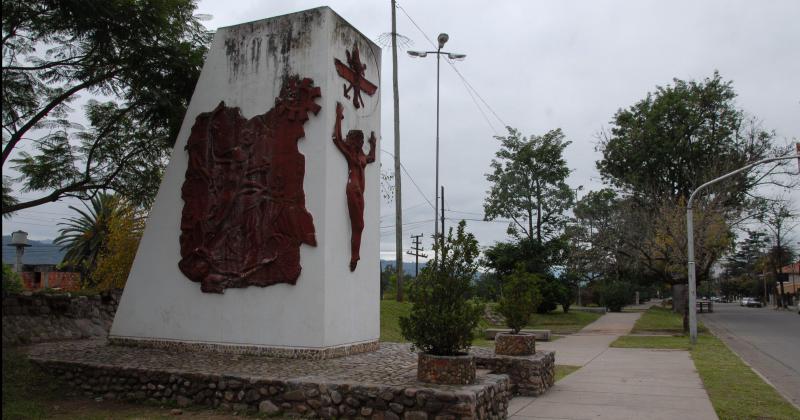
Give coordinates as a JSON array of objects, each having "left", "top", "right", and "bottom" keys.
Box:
[
  {"left": 630, "top": 305, "right": 707, "bottom": 334},
  {"left": 380, "top": 300, "right": 601, "bottom": 345},
  {"left": 611, "top": 307, "right": 799, "bottom": 420},
  {"left": 554, "top": 365, "right": 580, "bottom": 382},
  {"left": 527, "top": 309, "right": 602, "bottom": 334},
  {"left": 380, "top": 299, "right": 412, "bottom": 342}
]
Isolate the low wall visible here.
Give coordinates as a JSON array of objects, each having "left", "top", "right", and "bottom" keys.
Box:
[
  {"left": 2, "top": 290, "right": 121, "bottom": 346},
  {"left": 32, "top": 360, "right": 511, "bottom": 419},
  {"left": 20, "top": 271, "right": 81, "bottom": 291},
  {"left": 472, "top": 348, "right": 555, "bottom": 397}
]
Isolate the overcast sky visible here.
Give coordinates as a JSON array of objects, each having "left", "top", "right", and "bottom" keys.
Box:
[{"left": 4, "top": 0, "right": 799, "bottom": 260}]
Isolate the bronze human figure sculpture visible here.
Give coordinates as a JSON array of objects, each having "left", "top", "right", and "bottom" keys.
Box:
[{"left": 332, "top": 102, "right": 376, "bottom": 271}]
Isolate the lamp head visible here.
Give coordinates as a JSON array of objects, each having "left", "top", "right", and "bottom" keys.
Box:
[
  {"left": 437, "top": 33, "right": 449, "bottom": 49},
  {"left": 447, "top": 53, "right": 466, "bottom": 61},
  {"left": 407, "top": 50, "right": 427, "bottom": 58}
]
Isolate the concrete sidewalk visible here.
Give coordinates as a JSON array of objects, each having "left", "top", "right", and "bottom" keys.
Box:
[
  {"left": 536, "top": 312, "right": 641, "bottom": 366},
  {"left": 510, "top": 305, "right": 718, "bottom": 419},
  {"left": 509, "top": 348, "right": 718, "bottom": 419}
]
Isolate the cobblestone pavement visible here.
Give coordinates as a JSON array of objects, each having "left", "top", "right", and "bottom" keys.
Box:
[{"left": 25, "top": 340, "right": 511, "bottom": 391}]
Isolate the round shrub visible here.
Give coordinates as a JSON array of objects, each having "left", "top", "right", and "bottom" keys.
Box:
[
  {"left": 497, "top": 266, "right": 542, "bottom": 333},
  {"left": 599, "top": 281, "right": 633, "bottom": 312},
  {"left": 400, "top": 221, "right": 484, "bottom": 355}
]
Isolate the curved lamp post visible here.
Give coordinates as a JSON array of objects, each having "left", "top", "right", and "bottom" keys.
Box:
[
  {"left": 407, "top": 33, "right": 466, "bottom": 257},
  {"left": 687, "top": 152, "right": 799, "bottom": 344}
]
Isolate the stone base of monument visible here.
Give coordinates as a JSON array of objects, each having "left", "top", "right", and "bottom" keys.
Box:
[
  {"left": 108, "top": 337, "right": 379, "bottom": 360},
  {"left": 472, "top": 347, "right": 556, "bottom": 397},
  {"left": 494, "top": 333, "right": 536, "bottom": 356},
  {"left": 26, "top": 341, "right": 520, "bottom": 419},
  {"left": 416, "top": 353, "right": 476, "bottom": 385}
]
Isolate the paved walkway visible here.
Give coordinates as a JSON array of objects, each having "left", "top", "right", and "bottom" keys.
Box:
[
  {"left": 509, "top": 348, "right": 717, "bottom": 419},
  {"left": 512, "top": 306, "right": 718, "bottom": 419},
  {"left": 536, "top": 312, "right": 641, "bottom": 366}
]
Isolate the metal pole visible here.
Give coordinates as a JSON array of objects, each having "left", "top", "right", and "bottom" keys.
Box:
[
  {"left": 434, "top": 47, "right": 441, "bottom": 257},
  {"left": 686, "top": 154, "right": 797, "bottom": 344},
  {"left": 391, "top": 0, "right": 404, "bottom": 302},
  {"left": 686, "top": 206, "right": 697, "bottom": 344},
  {"left": 440, "top": 186, "right": 445, "bottom": 250}
]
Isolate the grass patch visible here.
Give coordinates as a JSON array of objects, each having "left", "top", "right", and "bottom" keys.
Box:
[
  {"left": 380, "top": 300, "right": 499, "bottom": 347},
  {"left": 611, "top": 334, "right": 714, "bottom": 350},
  {"left": 630, "top": 305, "right": 707, "bottom": 334},
  {"left": 611, "top": 307, "right": 799, "bottom": 420},
  {"left": 527, "top": 310, "right": 602, "bottom": 334},
  {"left": 380, "top": 299, "right": 412, "bottom": 342},
  {"left": 554, "top": 365, "right": 580, "bottom": 382},
  {"left": 3, "top": 347, "right": 53, "bottom": 419}
]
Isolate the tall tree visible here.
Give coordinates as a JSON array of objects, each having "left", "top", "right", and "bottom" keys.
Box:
[
  {"left": 594, "top": 72, "right": 795, "bottom": 313},
  {"left": 484, "top": 127, "right": 574, "bottom": 244},
  {"left": 597, "top": 71, "right": 794, "bottom": 207},
  {"left": 54, "top": 192, "right": 118, "bottom": 285},
  {"left": 92, "top": 197, "right": 145, "bottom": 290},
  {"left": 2, "top": 0, "right": 209, "bottom": 214},
  {"left": 757, "top": 199, "right": 798, "bottom": 307}
]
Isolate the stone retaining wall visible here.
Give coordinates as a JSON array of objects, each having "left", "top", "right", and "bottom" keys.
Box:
[
  {"left": 31, "top": 360, "right": 511, "bottom": 419},
  {"left": 473, "top": 349, "right": 555, "bottom": 397},
  {"left": 2, "top": 290, "right": 121, "bottom": 346}
]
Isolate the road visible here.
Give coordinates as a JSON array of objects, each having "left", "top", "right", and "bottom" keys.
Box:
[{"left": 700, "top": 302, "right": 800, "bottom": 409}]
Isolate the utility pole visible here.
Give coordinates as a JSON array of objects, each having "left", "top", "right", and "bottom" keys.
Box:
[
  {"left": 390, "top": 0, "right": 404, "bottom": 301},
  {"left": 440, "top": 186, "right": 445, "bottom": 249},
  {"left": 406, "top": 234, "right": 427, "bottom": 277}
]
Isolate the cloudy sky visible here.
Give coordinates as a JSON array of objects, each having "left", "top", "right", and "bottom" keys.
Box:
[{"left": 4, "top": 0, "right": 799, "bottom": 260}]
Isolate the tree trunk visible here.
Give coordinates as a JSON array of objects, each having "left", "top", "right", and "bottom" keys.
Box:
[{"left": 672, "top": 283, "right": 688, "bottom": 314}]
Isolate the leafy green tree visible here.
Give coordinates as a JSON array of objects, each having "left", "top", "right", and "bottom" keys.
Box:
[
  {"left": 535, "top": 276, "right": 565, "bottom": 314},
  {"left": 2, "top": 264, "right": 24, "bottom": 293},
  {"left": 497, "top": 265, "right": 542, "bottom": 333},
  {"left": 92, "top": 198, "right": 144, "bottom": 290},
  {"left": 485, "top": 127, "right": 574, "bottom": 244},
  {"left": 566, "top": 189, "right": 621, "bottom": 285},
  {"left": 400, "top": 221, "right": 484, "bottom": 355},
  {"left": 54, "top": 193, "right": 118, "bottom": 286},
  {"left": 2, "top": 0, "right": 210, "bottom": 214},
  {"left": 474, "top": 271, "right": 502, "bottom": 302},
  {"left": 597, "top": 71, "right": 793, "bottom": 205},
  {"left": 593, "top": 73, "right": 795, "bottom": 312},
  {"left": 380, "top": 264, "right": 395, "bottom": 299},
  {"left": 758, "top": 199, "right": 798, "bottom": 307}
]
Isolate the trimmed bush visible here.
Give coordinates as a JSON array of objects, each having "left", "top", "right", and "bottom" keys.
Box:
[
  {"left": 400, "top": 221, "right": 484, "bottom": 355},
  {"left": 599, "top": 281, "right": 632, "bottom": 312},
  {"left": 497, "top": 266, "right": 542, "bottom": 333}
]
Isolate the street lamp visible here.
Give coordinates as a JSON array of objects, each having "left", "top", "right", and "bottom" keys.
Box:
[
  {"left": 686, "top": 153, "right": 799, "bottom": 344},
  {"left": 407, "top": 33, "right": 466, "bottom": 256}
]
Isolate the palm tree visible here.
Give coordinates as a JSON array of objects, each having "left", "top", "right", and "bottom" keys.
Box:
[{"left": 54, "top": 193, "right": 118, "bottom": 286}]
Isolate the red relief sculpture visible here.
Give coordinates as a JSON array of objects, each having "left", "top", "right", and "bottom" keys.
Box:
[
  {"left": 332, "top": 102, "right": 376, "bottom": 271},
  {"left": 178, "top": 76, "right": 322, "bottom": 293},
  {"left": 334, "top": 42, "right": 377, "bottom": 109}
]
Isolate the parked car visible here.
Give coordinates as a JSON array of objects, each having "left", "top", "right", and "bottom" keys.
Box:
[{"left": 741, "top": 297, "right": 763, "bottom": 308}]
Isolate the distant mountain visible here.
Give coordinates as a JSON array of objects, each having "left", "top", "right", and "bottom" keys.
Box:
[
  {"left": 2, "top": 236, "right": 65, "bottom": 265},
  {"left": 380, "top": 259, "right": 427, "bottom": 277}
]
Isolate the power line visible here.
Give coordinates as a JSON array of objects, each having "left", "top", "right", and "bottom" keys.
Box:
[
  {"left": 380, "top": 218, "right": 436, "bottom": 230},
  {"left": 380, "top": 149, "right": 435, "bottom": 210},
  {"left": 396, "top": 3, "right": 507, "bottom": 131}
]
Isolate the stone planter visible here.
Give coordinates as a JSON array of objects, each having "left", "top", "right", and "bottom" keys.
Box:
[
  {"left": 417, "top": 352, "right": 476, "bottom": 384},
  {"left": 495, "top": 332, "right": 535, "bottom": 356}
]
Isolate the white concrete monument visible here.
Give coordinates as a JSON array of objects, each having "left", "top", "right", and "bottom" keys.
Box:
[{"left": 110, "top": 7, "right": 381, "bottom": 358}]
